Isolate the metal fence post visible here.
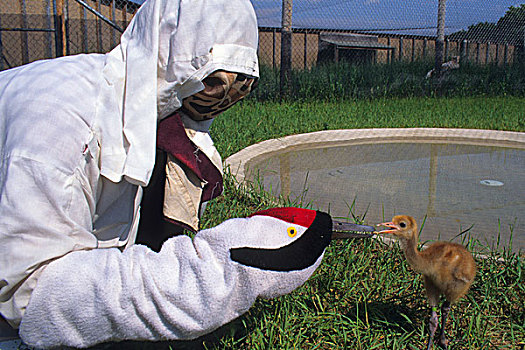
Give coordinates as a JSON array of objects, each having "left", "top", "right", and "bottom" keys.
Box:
[
  {"left": 96, "top": 0, "right": 102, "bottom": 52},
  {"left": 111, "top": 0, "right": 116, "bottom": 48},
  {"left": 303, "top": 31, "right": 307, "bottom": 70},
  {"left": 280, "top": 0, "right": 293, "bottom": 97},
  {"left": 20, "top": 0, "right": 29, "bottom": 64},
  {"left": 460, "top": 39, "right": 467, "bottom": 63},
  {"left": 503, "top": 43, "right": 508, "bottom": 66},
  {"left": 0, "top": 16, "right": 4, "bottom": 70},
  {"left": 411, "top": 38, "right": 415, "bottom": 62},
  {"left": 64, "top": 0, "right": 70, "bottom": 55},
  {"left": 272, "top": 28, "right": 276, "bottom": 69},
  {"left": 123, "top": 1, "right": 128, "bottom": 27},
  {"left": 82, "top": 5, "right": 88, "bottom": 52},
  {"left": 387, "top": 37, "right": 391, "bottom": 63},
  {"left": 435, "top": 0, "right": 447, "bottom": 77},
  {"left": 399, "top": 37, "right": 403, "bottom": 61},
  {"left": 45, "top": 0, "right": 54, "bottom": 58},
  {"left": 53, "top": 0, "right": 66, "bottom": 57}
]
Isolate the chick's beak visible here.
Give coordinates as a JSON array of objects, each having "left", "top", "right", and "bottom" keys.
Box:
[{"left": 375, "top": 221, "right": 399, "bottom": 234}]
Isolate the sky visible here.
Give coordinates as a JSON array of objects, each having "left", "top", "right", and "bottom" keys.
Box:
[
  {"left": 129, "top": 0, "right": 524, "bottom": 36},
  {"left": 252, "top": 0, "right": 524, "bottom": 36}
]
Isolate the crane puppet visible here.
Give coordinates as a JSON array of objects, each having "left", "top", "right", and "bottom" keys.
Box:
[{"left": 18, "top": 207, "right": 374, "bottom": 348}]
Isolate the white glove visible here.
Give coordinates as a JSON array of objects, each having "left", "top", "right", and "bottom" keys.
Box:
[{"left": 20, "top": 208, "right": 332, "bottom": 348}]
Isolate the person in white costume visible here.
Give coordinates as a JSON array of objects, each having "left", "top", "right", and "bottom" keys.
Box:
[
  {"left": 0, "top": 0, "right": 264, "bottom": 345},
  {"left": 0, "top": 0, "right": 378, "bottom": 347}
]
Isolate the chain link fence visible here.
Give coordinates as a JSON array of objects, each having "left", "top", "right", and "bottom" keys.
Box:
[
  {"left": 63, "top": 0, "right": 139, "bottom": 56},
  {"left": 255, "top": 1, "right": 525, "bottom": 70},
  {"left": 0, "top": 0, "right": 139, "bottom": 70},
  {"left": 1, "top": 0, "right": 57, "bottom": 69},
  {"left": 1, "top": 0, "right": 524, "bottom": 71}
]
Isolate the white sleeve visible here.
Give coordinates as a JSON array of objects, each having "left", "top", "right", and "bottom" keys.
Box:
[{"left": 19, "top": 216, "right": 323, "bottom": 349}]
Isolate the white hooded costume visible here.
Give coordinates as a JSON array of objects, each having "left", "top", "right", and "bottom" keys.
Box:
[
  {"left": 0, "top": 0, "right": 348, "bottom": 347},
  {"left": 1, "top": 0, "right": 260, "bottom": 336}
]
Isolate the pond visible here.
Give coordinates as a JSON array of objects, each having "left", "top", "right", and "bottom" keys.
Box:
[{"left": 226, "top": 129, "right": 524, "bottom": 252}]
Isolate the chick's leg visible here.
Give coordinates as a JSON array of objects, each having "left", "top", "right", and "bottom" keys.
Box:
[
  {"left": 424, "top": 276, "right": 440, "bottom": 350},
  {"left": 426, "top": 307, "right": 439, "bottom": 350},
  {"left": 438, "top": 300, "right": 451, "bottom": 349}
]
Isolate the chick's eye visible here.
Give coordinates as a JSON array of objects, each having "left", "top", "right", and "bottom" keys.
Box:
[
  {"left": 287, "top": 227, "right": 297, "bottom": 237},
  {"left": 400, "top": 222, "right": 406, "bottom": 228}
]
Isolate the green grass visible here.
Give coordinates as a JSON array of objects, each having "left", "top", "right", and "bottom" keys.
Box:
[
  {"left": 194, "top": 94, "right": 524, "bottom": 349},
  {"left": 162, "top": 175, "right": 523, "bottom": 350},
  {"left": 94, "top": 64, "right": 524, "bottom": 349},
  {"left": 212, "top": 96, "right": 525, "bottom": 158}
]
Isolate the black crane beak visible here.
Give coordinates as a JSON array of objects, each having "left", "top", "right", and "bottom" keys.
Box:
[{"left": 331, "top": 220, "right": 375, "bottom": 239}]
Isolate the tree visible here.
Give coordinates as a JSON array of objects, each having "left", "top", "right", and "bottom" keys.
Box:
[
  {"left": 496, "top": 5, "right": 525, "bottom": 45},
  {"left": 449, "top": 5, "right": 525, "bottom": 46}
]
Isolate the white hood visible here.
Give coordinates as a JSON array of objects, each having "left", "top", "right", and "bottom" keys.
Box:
[{"left": 99, "top": 0, "right": 259, "bottom": 186}]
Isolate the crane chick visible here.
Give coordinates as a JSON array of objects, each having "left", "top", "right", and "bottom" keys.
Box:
[{"left": 377, "top": 215, "right": 476, "bottom": 350}]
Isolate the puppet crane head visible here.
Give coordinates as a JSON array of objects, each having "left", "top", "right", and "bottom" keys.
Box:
[{"left": 195, "top": 207, "right": 375, "bottom": 298}]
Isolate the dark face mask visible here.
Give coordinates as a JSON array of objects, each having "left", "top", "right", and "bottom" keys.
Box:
[{"left": 180, "top": 70, "right": 258, "bottom": 121}]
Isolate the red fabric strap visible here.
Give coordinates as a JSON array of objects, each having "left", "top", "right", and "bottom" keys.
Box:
[{"left": 156, "top": 113, "right": 223, "bottom": 201}]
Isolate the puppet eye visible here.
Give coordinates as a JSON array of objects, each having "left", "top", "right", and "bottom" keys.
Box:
[{"left": 287, "top": 227, "right": 297, "bottom": 237}]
